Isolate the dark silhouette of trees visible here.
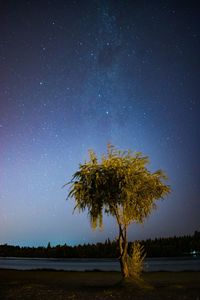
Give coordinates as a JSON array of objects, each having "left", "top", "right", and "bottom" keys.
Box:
[
  {"left": 66, "top": 145, "right": 170, "bottom": 280},
  {"left": 0, "top": 231, "right": 199, "bottom": 258}
]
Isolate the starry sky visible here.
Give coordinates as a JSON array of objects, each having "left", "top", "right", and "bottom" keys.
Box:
[{"left": 0, "top": 0, "right": 199, "bottom": 247}]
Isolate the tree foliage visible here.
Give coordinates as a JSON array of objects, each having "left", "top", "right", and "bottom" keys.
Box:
[
  {"left": 66, "top": 144, "right": 170, "bottom": 278},
  {"left": 127, "top": 242, "right": 146, "bottom": 278}
]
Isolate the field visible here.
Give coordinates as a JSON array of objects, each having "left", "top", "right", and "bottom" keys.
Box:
[{"left": 0, "top": 269, "right": 200, "bottom": 299}]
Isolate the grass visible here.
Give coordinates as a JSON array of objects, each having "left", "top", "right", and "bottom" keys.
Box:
[{"left": 0, "top": 269, "right": 200, "bottom": 299}]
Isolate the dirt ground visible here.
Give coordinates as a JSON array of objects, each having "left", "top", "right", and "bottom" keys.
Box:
[{"left": 0, "top": 269, "right": 200, "bottom": 299}]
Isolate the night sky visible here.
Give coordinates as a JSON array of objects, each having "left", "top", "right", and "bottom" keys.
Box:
[{"left": 0, "top": 0, "right": 199, "bottom": 247}]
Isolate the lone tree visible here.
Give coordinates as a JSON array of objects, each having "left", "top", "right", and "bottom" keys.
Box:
[{"left": 65, "top": 145, "right": 170, "bottom": 279}]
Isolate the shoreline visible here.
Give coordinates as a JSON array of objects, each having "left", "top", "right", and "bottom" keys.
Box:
[
  {"left": 1, "top": 268, "right": 199, "bottom": 275},
  {"left": 0, "top": 256, "right": 199, "bottom": 273}
]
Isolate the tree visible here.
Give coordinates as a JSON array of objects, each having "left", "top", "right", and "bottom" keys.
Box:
[{"left": 65, "top": 144, "right": 170, "bottom": 279}]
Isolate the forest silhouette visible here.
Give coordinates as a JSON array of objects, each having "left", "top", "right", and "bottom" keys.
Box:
[{"left": 1, "top": 231, "right": 199, "bottom": 259}]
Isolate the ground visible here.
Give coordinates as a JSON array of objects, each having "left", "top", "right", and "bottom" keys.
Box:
[{"left": 0, "top": 269, "right": 200, "bottom": 299}]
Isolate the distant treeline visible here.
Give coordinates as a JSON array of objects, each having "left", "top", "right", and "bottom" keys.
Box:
[{"left": 0, "top": 231, "right": 200, "bottom": 258}]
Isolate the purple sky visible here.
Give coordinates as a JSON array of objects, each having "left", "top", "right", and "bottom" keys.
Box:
[{"left": 0, "top": 0, "right": 199, "bottom": 246}]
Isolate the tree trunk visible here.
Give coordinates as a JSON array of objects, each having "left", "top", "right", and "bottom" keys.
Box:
[
  {"left": 114, "top": 207, "right": 130, "bottom": 279},
  {"left": 119, "top": 253, "right": 129, "bottom": 278},
  {"left": 118, "top": 232, "right": 129, "bottom": 278}
]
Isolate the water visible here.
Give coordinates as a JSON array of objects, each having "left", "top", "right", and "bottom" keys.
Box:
[
  {"left": 0, "top": 258, "right": 119, "bottom": 271},
  {"left": 145, "top": 257, "right": 200, "bottom": 272},
  {"left": 0, "top": 257, "right": 200, "bottom": 272}
]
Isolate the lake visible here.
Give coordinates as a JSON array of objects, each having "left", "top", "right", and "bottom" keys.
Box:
[{"left": 0, "top": 257, "right": 200, "bottom": 272}]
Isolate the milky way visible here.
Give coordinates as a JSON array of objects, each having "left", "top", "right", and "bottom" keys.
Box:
[{"left": 0, "top": 0, "right": 199, "bottom": 246}]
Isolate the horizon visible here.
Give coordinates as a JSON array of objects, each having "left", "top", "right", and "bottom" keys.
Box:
[{"left": 1, "top": 229, "right": 199, "bottom": 248}]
